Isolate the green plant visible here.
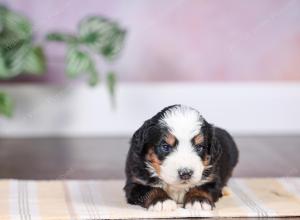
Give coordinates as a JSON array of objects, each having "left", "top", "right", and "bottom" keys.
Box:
[
  {"left": 0, "top": 5, "right": 46, "bottom": 78},
  {"left": 46, "top": 16, "right": 126, "bottom": 99},
  {"left": 0, "top": 5, "right": 126, "bottom": 117},
  {"left": 0, "top": 92, "right": 13, "bottom": 117},
  {"left": 0, "top": 5, "right": 46, "bottom": 117}
]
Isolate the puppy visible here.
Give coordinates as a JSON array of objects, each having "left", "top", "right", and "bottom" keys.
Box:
[{"left": 124, "top": 105, "right": 238, "bottom": 211}]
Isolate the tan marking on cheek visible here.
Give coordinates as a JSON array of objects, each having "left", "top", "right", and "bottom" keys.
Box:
[
  {"left": 202, "top": 155, "right": 211, "bottom": 166},
  {"left": 146, "top": 148, "right": 161, "bottom": 175},
  {"left": 194, "top": 134, "right": 204, "bottom": 145},
  {"left": 165, "top": 133, "right": 176, "bottom": 146}
]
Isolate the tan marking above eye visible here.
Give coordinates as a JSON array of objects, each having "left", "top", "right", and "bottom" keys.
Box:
[
  {"left": 193, "top": 134, "right": 204, "bottom": 145},
  {"left": 164, "top": 133, "right": 176, "bottom": 146}
]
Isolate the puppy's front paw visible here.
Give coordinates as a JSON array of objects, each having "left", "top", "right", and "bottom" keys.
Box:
[
  {"left": 184, "top": 199, "right": 214, "bottom": 211},
  {"left": 148, "top": 199, "right": 177, "bottom": 211},
  {"left": 183, "top": 188, "right": 215, "bottom": 211}
]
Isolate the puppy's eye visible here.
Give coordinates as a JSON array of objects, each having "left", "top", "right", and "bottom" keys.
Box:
[
  {"left": 194, "top": 144, "right": 205, "bottom": 154},
  {"left": 159, "top": 144, "right": 172, "bottom": 153}
]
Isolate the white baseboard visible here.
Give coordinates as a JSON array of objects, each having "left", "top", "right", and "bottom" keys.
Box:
[{"left": 0, "top": 82, "right": 300, "bottom": 137}]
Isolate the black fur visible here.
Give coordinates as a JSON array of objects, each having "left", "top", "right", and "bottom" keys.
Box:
[{"left": 124, "top": 105, "right": 239, "bottom": 209}]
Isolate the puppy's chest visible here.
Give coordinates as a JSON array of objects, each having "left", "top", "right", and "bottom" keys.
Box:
[{"left": 163, "top": 185, "right": 189, "bottom": 204}]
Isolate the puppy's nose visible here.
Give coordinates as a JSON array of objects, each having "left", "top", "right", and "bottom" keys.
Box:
[{"left": 178, "top": 168, "right": 194, "bottom": 180}]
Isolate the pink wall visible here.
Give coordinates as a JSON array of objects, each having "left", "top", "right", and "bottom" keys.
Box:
[{"left": 5, "top": 0, "right": 300, "bottom": 82}]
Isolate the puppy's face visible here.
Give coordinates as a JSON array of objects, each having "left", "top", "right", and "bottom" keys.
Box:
[{"left": 145, "top": 106, "right": 210, "bottom": 189}]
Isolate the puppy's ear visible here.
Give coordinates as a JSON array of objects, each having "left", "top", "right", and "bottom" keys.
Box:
[
  {"left": 130, "top": 119, "right": 161, "bottom": 155},
  {"left": 202, "top": 120, "right": 222, "bottom": 164},
  {"left": 126, "top": 119, "right": 161, "bottom": 183}
]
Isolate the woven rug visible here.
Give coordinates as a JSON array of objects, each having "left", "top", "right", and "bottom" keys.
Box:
[{"left": 0, "top": 178, "right": 299, "bottom": 219}]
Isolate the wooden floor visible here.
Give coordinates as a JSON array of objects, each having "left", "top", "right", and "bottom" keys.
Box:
[
  {"left": 0, "top": 136, "right": 299, "bottom": 220},
  {"left": 0, "top": 136, "right": 299, "bottom": 179}
]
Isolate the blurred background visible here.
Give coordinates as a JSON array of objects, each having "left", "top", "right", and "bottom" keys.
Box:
[{"left": 0, "top": 0, "right": 299, "bottom": 179}]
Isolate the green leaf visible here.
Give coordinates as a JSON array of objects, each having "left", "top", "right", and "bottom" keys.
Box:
[
  {"left": 78, "top": 16, "right": 110, "bottom": 44},
  {"left": 0, "top": 5, "right": 44, "bottom": 79},
  {"left": 66, "top": 47, "right": 92, "bottom": 77},
  {"left": 101, "top": 28, "right": 126, "bottom": 60},
  {"left": 46, "top": 32, "right": 78, "bottom": 44},
  {"left": 0, "top": 29, "right": 24, "bottom": 49},
  {"left": 0, "top": 53, "right": 9, "bottom": 76},
  {"left": 0, "top": 92, "right": 13, "bottom": 117},
  {"left": 0, "top": 41, "right": 46, "bottom": 79},
  {"left": 65, "top": 47, "right": 99, "bottom": 86},
  {"left": 88, "top": 65, "right": 99, "bottom": 86},
  {"left": 107, "top": 71, "right": 116, "bottom": 108},
  {"left": 78, "top": 16, "right": 126, "bottom": 59},
  {"left": 8, "top": 43, "right": 29, "bottom": 71},
  {"left": 23, "top": 45, "right": 46, "bottom": 74},
  {"left": 0, "top": 41, "right": 31, "bottom": 78},
  {"left": 0, "top": 6, "right": 5, "bottom": 33},
  {"left": 3, "top": 6, "right": 32, "bottom": 40},
  {"left": 0, "top": 5, "right": 31, "bottom": 51},
  {"left": 107, "top": 71, "right": 116, "bottom": 97}
]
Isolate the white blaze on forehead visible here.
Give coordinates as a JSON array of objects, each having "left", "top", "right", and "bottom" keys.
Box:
[
  {"left": 158, "top": 106, "right": 205, "bottom": 198},
  {"left": 160, "top": 105, "right": 203, "bottom": 139}
]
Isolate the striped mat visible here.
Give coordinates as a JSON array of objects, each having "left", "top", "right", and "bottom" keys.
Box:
[{"left": 0, "top": 178, "right": 299, "bottom": 219}]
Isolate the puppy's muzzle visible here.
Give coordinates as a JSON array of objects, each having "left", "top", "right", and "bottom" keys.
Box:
[{"left": 178, "top": 168, "right": 194, "bottom": 180}]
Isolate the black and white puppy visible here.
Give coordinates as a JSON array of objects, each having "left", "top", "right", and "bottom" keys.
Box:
[{"left": 124, "top": 105, "right": 238, "bottom": 211}]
